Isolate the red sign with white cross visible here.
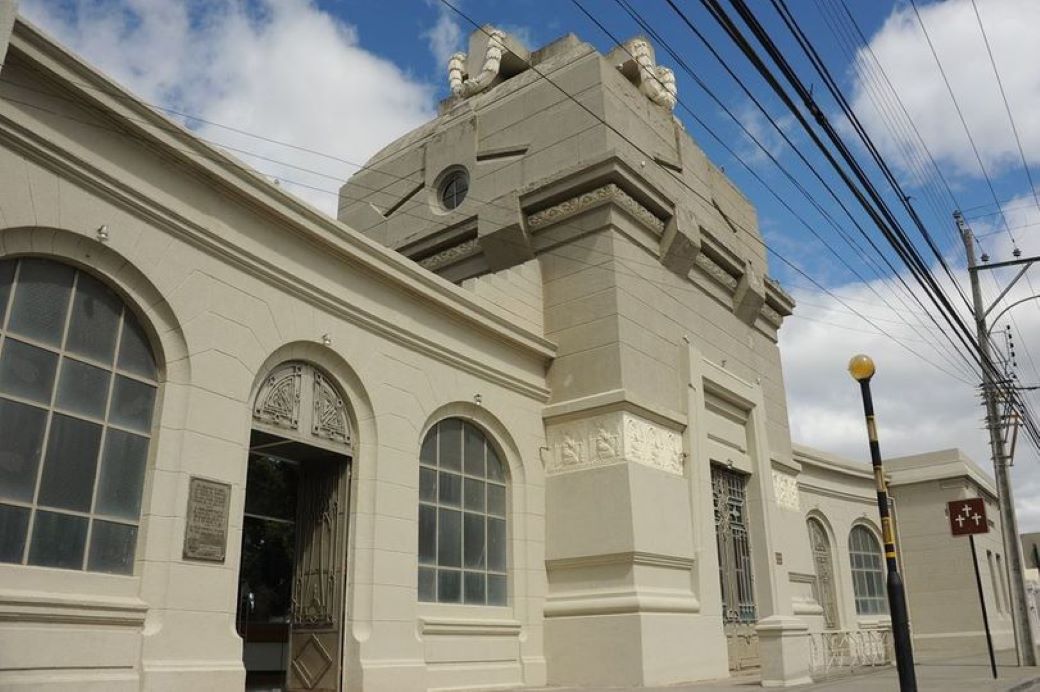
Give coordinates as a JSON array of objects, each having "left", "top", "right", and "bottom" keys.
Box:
[{"left": 948, "top": 498, "right": 989, "bottom": 536}]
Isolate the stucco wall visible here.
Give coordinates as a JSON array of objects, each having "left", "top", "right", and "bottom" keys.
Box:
[{"left": 0, "top": 20, "right": 551, "bottom": 692}]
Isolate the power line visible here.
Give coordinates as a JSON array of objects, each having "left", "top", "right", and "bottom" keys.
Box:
[
  {"left": 604, "top": 0, "right": 983, "bottom": 382},
  {"left": 969, "top": 0, "right": 1040, "bottom": 213},
  {"left": 679, "top": 0, "right": 986, "bottom": 378},
  {"left": 908, "top": 0, "right": 1018, "bottom": 247},
  {"left": 780, "top": 0, "right": 1040, "bottom": 454},
  {"left": 575, "top": 0, "right": 979, "bottom": 381},
  {"left": 432, "top": 1, "right": 983, "bottom": 386},
  {"left": 823, "top": 0, "right": 960, "bottom": 254},
  {"left": 833, "top": 0, "right": 1040, "bottom": 425},
  {"left": 683, "top": 0, "right": 1040, "bottom": 450},
  {"left": 5, "top": 5, "right": 986, "bottom": 388}
]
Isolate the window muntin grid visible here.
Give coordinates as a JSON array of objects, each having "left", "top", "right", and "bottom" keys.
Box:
[
  {"left": 439, "top": 170, "right": 469, "bottom": 211},
  {"left": 418, "top": 418, "right": 507, "bottom": 605},
  {"left": 849, "top": 525, "right": 887, "bottom": 616},
  {"left": 0, "top": 258, "right": 157, "bottom": 575}
]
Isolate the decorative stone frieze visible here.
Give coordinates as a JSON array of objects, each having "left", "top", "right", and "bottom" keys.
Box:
[
  {"left": 694, "top": 253, "right": 739, "bottom": 291},
  {"left": 546, "top": 410, "right": 684, "bottom": 476},
  {"left": 761, "top": 304, "right": 783, "bottom": 327},
  {"left": 773, "top": 469, "right": 800, "bottom": 511},
  {"left": 418, "top": 237, "right": 481, "bottom": 271},
  {"left": 526, "top": 183, "right": 664, "bottom": 234}
]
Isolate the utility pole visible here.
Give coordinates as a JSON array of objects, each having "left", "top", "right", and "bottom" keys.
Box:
[{"left": 958, "top": 211, "right": 1037, "bottom": 666}]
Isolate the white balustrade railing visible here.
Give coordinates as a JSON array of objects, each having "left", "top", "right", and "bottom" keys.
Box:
[{"left": 808, "top": 628, "right": 893, "bottom": 676}]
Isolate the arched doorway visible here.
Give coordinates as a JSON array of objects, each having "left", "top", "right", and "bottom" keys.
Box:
[
  {"left": 808, "top": 518, "right": 839, "bottom": 630},
  {"left": 238, "top": 362, "right": 352, "bottom": 692}
]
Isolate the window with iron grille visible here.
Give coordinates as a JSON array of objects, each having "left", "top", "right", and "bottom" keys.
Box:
[
  {"left": 849, "top": 526, "right": 888, "bottom": 615},
  {"left": 0, "top": 257, "right": 158, "bottom": 575},
  {"left": 418, "top": 418, "right": 507, "bottom": 605},
  {"left": 712, "top": 465, "right": 757, "bottom": 624}
]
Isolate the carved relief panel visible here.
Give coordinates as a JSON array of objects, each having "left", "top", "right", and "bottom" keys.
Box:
[
  {"left": 545, "top": 410, "right": 684, "bottom": 476},
  {"left": 772, "top": 470, "right": 800, "bottom": 512},
  {"left": 253, "top": 362, "right": 352, "bottom": 449}
]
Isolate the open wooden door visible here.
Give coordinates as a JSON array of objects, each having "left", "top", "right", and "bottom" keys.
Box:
[{"left": 287, "top": 460, "right": 350, "bottom": 691}]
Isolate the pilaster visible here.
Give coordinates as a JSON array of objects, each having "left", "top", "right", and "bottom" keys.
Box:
[{"left": 543, "top": 402, "right": 721, "bottom": 685}]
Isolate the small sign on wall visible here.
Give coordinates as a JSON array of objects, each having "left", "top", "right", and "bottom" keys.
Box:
[
  {"left": 947, "top": 498, "right": 989, "bottom": 537},
  {"left": 183, "top": 476, "right": 232, "bottom": 562}
]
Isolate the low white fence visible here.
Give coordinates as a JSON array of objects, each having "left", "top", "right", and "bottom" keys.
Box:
[{"left": 808, "top": 628, "right": 894, "bottom": 677}]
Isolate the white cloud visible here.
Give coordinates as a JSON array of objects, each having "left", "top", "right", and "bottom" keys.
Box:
[
  {"left": 848, "top": 0, "right": 1040, "bottom": 180},
  {"left": 423, "top": 2, "right": 464, "bottom": 70},
  {"left": 21, "top": 0, "right": 436, "bottom": 215},
  {"left": 780, "top": 194, "right": 1040, "bottom": 529},
  {"left": 732, "top": 100, "right": 797, "bottom": 165}
]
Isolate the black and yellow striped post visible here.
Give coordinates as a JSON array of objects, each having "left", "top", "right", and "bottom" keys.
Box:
[{"left": 849, "top": 354, "right": 917, "bottom": 692}]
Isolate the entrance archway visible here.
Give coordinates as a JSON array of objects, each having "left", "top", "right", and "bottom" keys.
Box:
[{"left": 238, "top": 362, "right": 352, "bottom": 692}]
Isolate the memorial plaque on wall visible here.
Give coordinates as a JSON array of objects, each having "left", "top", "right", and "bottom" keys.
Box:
[{"left": 183, "top": 477, "right": 232, "bottom": 562}]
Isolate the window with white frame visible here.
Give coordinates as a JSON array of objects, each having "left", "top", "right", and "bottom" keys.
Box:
[
  {"left": 0, "top": 258, "right": 158, "bottom": 575},
  {"left": 849, "top": 525, "right": 888, "bottom": 616},
  {"left": 418, "top": 418, "right": 507, "bottom": 605}
]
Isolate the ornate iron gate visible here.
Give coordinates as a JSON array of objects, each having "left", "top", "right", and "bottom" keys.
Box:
[
  {"left": 808, "top": 519, "right": 839, "bottom": 629},
  {"left": 712, "top": 465, "right": 759, "bottom": 670}
]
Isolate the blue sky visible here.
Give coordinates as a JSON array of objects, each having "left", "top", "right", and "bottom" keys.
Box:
[{"left": 21, "top": 0, "right": 1040, "bottom": 527}]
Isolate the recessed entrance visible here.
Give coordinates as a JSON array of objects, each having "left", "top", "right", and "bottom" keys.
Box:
[
  {"left": 238, "top": 362, "right": 353, "bottom": 692},
  {"left": 712, "top": 464, "right": 760, "bottom": 671}
]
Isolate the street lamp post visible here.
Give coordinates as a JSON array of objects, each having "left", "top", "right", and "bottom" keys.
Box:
[{"left": 849, "top": 354, "right": 918, "bottom": 692}]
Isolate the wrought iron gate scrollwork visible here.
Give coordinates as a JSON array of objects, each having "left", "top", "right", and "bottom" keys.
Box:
[
  {"left": 292, "top": 464, "right": 341, "bottom": 627},
  {"left": 808, "top": 518, "right": 839, "bottom": 630},
  {"left": 712, "top": 465, "right": 759, "bottom": 670}
]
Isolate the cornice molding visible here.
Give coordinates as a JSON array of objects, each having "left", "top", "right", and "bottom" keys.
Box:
[
  {"left": 526, "top": 183, "right": 665, "bottom": 235},
  {"left": 0, "top": 120, "right": 551, "bottom": 400},
  {"left": 7, "top": 22, "right": 555, "bottom": 363}
]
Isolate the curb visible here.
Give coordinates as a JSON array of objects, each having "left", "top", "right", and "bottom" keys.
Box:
[{"left": 1008, "top": 677, "right": 1040, "bottom": 692}]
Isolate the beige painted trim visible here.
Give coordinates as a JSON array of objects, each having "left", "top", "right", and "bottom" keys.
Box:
[
  {"left": 545, "top": 550, "right": 695, "bottom": 571},
  {"left": 0, "top": 589, "right": 148, "bottom": 627},
  {"left": 543, "top": 589, "right": 700, "bottom": 617},
  {"left": 419, "top": 618, "right": 523, "bottom": 636}
]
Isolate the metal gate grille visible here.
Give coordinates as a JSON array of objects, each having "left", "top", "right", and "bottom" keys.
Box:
[
  {"left": 808, "top": 518, "right": 839, "bottom": 629},
  {"left": 712, "top": 465, "right": 758, "bottom": 670}
]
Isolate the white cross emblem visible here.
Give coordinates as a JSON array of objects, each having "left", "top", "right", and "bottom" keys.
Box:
[{"left": 955, "top": 515, "right": 966, "bottom": 528}]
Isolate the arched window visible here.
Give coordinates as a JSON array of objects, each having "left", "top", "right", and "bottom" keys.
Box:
[
  {"left": 418, "top": 418, "right": 506, "bottom": 605},
  {"left": 0, "top": 258, "right": 158, "bottom": 575},
  {"left": 849, "top": 525, "right": 887, "bottom": 616}
]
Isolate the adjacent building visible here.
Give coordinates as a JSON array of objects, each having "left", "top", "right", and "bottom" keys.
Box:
[{"left": 0, "top": 8, "right": 1026, "bottom": 691}]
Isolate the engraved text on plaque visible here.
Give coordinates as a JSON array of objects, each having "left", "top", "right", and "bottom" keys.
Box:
[{"left": 183, "top": 477, "right": 231, "bottom": 562}]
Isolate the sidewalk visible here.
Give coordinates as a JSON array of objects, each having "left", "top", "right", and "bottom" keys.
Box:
[{"left": 499, "top": 651, "right": 1040, "bottom": 691}]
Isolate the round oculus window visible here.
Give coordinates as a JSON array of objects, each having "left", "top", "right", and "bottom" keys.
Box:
[{"left": 439, "top": 169, "right": 469, "bottom": 211}]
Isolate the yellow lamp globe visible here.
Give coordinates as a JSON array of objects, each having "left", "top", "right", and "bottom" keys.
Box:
[{"left": 848, "top": 354, "right": 876, "bottom": 382}]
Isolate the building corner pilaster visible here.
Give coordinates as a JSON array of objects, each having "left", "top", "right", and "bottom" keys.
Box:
[{"left": 756, "top": 615, "right": 813, "bottom": 687}]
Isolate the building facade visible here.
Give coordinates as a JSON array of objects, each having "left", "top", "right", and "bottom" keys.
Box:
[{"left": 0, "top": 9, "right": 1025, "bottom": 691}]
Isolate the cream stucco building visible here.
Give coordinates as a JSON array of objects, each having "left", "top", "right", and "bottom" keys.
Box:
[{"left": 0, "top": 8, "right": 1026, "bottom": 691}]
